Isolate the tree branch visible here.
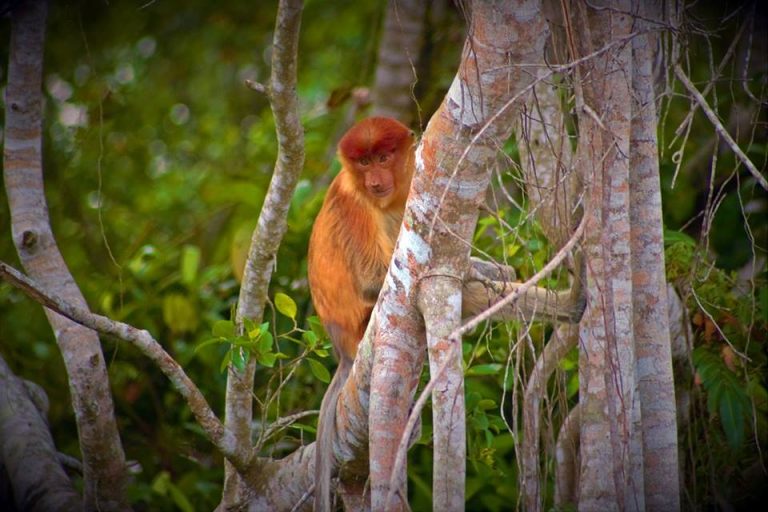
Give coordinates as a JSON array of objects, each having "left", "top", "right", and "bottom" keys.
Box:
[
  {"left": 674, "top": 64, "right": 767, "bottom": 191},
  {"left": 0, "top": 261, "right": 251, "bottom": 472},
  {"left": 3, "top": 1, "right": 129, "bottom": 507},
  {"left": 223, "top": 0, "right": 305, "bottom": 502}
]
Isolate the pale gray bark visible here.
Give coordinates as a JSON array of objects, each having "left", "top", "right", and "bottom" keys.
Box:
[
  {"left": 222, "top": 0, "right": 306, "bottom": 506},
  {"left": 522, "top": 325, "right": 579, "bottom": 511},
  {"left": 2, "top": 1, "right": 129, "bottom": 509},
  {"left": 367, "top": 1, "right": 551, "bottom": 510},
  {"left": 572, "top": 0, "right": 644, "bottom": 509},
  {"left": 630, "top": 2, "right": 680, "bottom": 507}
]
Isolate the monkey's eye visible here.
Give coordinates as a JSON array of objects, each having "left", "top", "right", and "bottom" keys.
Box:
[
  {"left": 379, "top": 154, "right": 389, "bottom": 163},
  {"left": 359, "top": 157, "right": 371, "bottom": 166}
]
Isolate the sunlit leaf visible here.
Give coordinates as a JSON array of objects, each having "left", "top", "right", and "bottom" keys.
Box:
[
  {"left": 181, "top": 244, "right": 201, "bottom": 286},
  {"left": 275, "top": 292, "right": 297, "bottom": 319}
]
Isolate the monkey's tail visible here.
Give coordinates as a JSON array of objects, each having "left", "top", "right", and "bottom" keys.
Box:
[{"left": 314, "top": 356, "right": 352, "bottom": 512}]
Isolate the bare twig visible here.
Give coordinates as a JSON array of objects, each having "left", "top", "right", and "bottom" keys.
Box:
[{"left": 674, "top": 65, "right": 767, "bottom": 191}]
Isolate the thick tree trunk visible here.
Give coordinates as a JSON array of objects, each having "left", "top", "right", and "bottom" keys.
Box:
[
  {"left": 570, "top": 0, "right": 680, "bottom": 509},
  {"left": 367, "top": 1, "right": 551, "bottom": 510},
  {"left": 629, "top": 1, "right": 680, "bottom": 507},
  {"left": 572, "top": 0, "right": 644, "bottom": 509}
]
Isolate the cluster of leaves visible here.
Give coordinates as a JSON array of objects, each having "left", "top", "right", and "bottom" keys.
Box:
[{"left": 665, "top": 229, "right": 767, "bottom": 507}]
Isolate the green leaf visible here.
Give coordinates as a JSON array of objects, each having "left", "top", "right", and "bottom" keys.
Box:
[
  {"left": 151, "top": 471, "right": 170, "bottom": 494},
  {"left": 231, "top": 348, "right": 247, "bottom": 372},
  {"left": 230, "top": 335, "right": 256, "bottom": 348},
  {"left": 707, "top": 381, "right": 723, "bottom": 415},
  {"left": 473, "top": 412, "right": 489, "bottom": 430},
  {"left": 258, "top": 331, "right": 274, "bottom": 352},
  {"left": 259, "top": 352, "right": 277, "bottom": 368},
  {"left": 663, "top": 228, "right": 696, "bottom": 247},
  {"left": 567, "top": 372, "right": 579, "bottom": 398},
  {"left": 167, "top": 480, "right": 194, "bottom": 512},
  {"left": 466, "top": 363, "right": 503, "bottom": 376},
  {"left": 719, "top": 386, "right": 746, "bottom": 449},
  {"left": 180, "top": 244, "right": 201, "bottom": 286},
  {"left": 477, "top": 399, "right": 497, "bottom": 411},
  {"left": 162, "top": 293, "right": 199, "bottom": 334},
  {"left": 212, "top": 319, "right": 235, "bottom": 338},
  {"left": 302, "top": 330, "right": 318, "bottom": 347},
  {"left": 484, "top": 429, "right": 494, "bottom": 448},
  {"left": 220, "top": 349, "right": 232, "bottom": 373},
  {"left": 307, "top": 358, "right": 331, "bottom": 383},
  {"left": 308, "top": 316, "right": 327, "bottom": 339},
  {"left": 275, "top": 292, "right": 297, "bottom": 319},
  {"left": 194, "top": 338, "right": 224, "bottom": 353},
  {"left": 243, "top": 318, "right": 257, "bottom": 334}
]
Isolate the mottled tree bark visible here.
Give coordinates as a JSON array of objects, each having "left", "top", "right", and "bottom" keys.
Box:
[
  {"left": 571, "top": 0, "right": 645, "bottom": 509},
  {"left": 2, "top": 1, "right": 129, "bottom": 509},
  {"left": 569, "top": 0, "right": 679, "bottom": 509},
  {"left": 368, "top": 1, "right": 551, "bottom": 510},
  {"left": 630, "top": 1, "right": 680, "bottom": 507}
]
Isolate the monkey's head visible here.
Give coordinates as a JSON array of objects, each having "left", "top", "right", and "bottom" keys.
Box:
[{"left": 338, "top": 117, "right": 415, "bottom": 208}]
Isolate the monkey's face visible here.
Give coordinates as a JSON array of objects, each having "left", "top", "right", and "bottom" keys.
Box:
[{"left": 357, "top": 153, "right": 396, "bottom": 199}]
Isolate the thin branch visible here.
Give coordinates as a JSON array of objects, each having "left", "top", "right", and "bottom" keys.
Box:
[
  {"left": 0, "top": 260, "right": 251, "bottom": 472},
  {"left": 223, "top": 0, "right": 305, "bottom": 497},
  {"left": 674, "top": 64, "right": 767, "bottom": 191}
]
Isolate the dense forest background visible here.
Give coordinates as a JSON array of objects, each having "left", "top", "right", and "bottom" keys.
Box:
[{"left": 1, "top": 1, "right": 766, "bottom": 510}]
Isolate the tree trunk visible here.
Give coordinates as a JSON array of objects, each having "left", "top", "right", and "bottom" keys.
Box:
[
  {"left": 368, "top": 1, "right": 551, "bottom": 510},
  {"left": 371, "top": 0, "right": 427, "bottom": 126},
  {"left": 570, "top": 0, "right": 680, "bottom": 509},
  {"left": 572, "top": 0, "right": 644, "bottom": 509},
  {"left": 2, "top": 2, "right": 129, "bottom": 509}
]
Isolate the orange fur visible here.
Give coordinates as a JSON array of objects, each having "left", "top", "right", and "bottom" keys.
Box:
[
  {"left": 308, "top": 117, "right": 414, "bottom": 511},
  {"left": 308, "top": 117, "right": 414, "bottom": 361}
]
